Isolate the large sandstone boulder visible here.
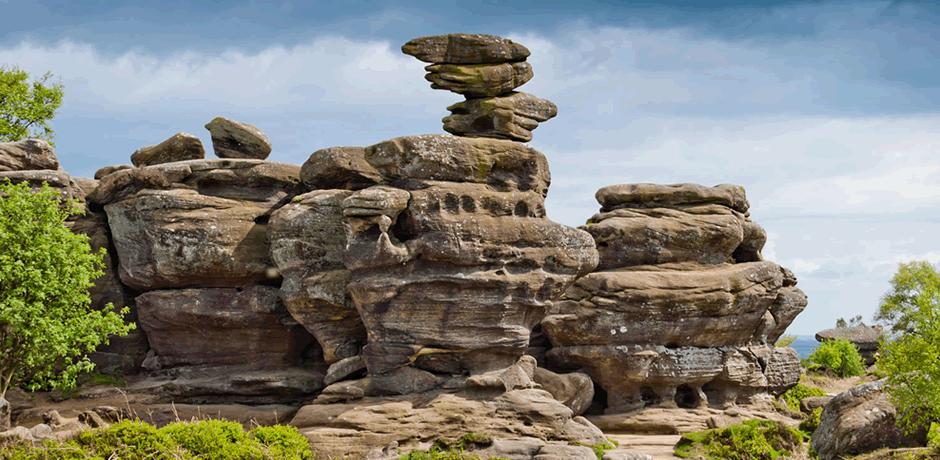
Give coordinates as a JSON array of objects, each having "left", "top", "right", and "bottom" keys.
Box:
[
  {"left": 204, "top": 117, "right": 272, "bottom": 160},
  {"left": 299, "top": 146, "right": 380, "bottom": 191},
  {"left": 443, "top": 92, "right": 557, "bottom": 142},
  {"left": 815, "top": 325, "right": 884, "bottom": 365},
  {"left": 269, "top": 190, "right": 366, "bottom": 364},
  {"left": 94, "top": 159, "right": 301, "bottom": 291},
  {"left": 0, "top": 170, "right": 85, "bottom": 205},
  {"left": 541, "top": 183, "right": 806, "bottom": 414},
  {"left": 130, "top": 133, "right": 205, "bottom": 167},
  {"left": 342, "top": 135, "right": 596, "bottom": 381},
  {"left": 811, "top": 379, "right": 926, "bottom": 460},
  {"left": 136, "top": 286, "right": 303, "bottom": 369},
  {"left": 0, "top": 139, "right": 59, "bottom": 172},
  {"left": 402, "top": 34, "right": 530, "bottom": 64}
]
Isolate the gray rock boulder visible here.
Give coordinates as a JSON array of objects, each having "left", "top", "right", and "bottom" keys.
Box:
[
  {"left": 811, "top": 378, "right": 926, "bottom": 460},
  {"left": 0, "top": 139, "right": 59, "bottom": 171},
  {"left": 204, "top": 117, "right": 272, "bottom": 160},
  {"left": 0, "top": 397, "right": 9, "bottom": 431},
  {"left": 443, "top": 92, "right": 557, "bottom": 142},
  {"left": 130, "top": 133, "right": 205, "bottom": 167},
  {"left": 299, "top": 146, "right": 381, "bottom": 190}
]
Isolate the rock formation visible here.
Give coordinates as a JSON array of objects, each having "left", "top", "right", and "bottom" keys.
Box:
[
  {"left": 403, "top": 33, "right": 557, "bottom": 142},
  {"left": 130, "top": 132, "right": 205, "bottom": 167},
  {"left": 815, "top": 325, "right": 883, "bottom": 365},
  {"left": 204, "top": 117, "right": 273, "bottom": 160},
  {"left": 811, "top": 379, "right": 927, "bottom": 460},
  {"left": 542, "top": 183, "right": 806, "bottom": 413}
]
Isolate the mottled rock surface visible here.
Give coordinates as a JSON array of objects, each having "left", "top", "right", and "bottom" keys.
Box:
[
  {"left": 402, "top": 34, "right": 530, "bottom": 64},
  {"left": 130, "top": 133, "right": 205, "bottom": 167},
  {"left": 811, "top": 379, "right": 926, "bottom": 460},
  {"left": 269, "top": 190, "right": 366, "bottom": 364},
  {"left": 424, "top": 61, "right": 533, "bottom": 97},
  {"left": 345, "top": 135, "right": 596, "bottom": 379},
  {"left": 443, "top": 92, "right": 557, "bottom": 142},
  {"left": 299, "top": 146, "right": 381, "bottom": 190},
  {"left": 0, "top": 139, "right": 58, "bottom": 172},
  {"left": 205, "top": 117, "right": 272, "bottom": 160}
]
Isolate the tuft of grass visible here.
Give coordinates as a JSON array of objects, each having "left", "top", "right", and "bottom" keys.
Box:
[
  {"left": 570, "top": 439, "right": 618, "bottom": 460},
  {"left": 674, "top": 420, "right": 805, "bottom": 460},
  {"left": 798, "top": 407, "right": 823, "bottom": 436},
  {"left": 781, "top": 379, "right": 828, "bottom": 412},
  {"left": 400, "top": 433, "right": 506, "bottom": 460}
]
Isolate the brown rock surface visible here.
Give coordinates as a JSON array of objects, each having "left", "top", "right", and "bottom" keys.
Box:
[
  {"left": 299, "top": 146, "right": 381, "bottom": 190},
  {"left": 596, "top": 183, "right": 749, "bottom": 213},
  {"left": 136, "top": 286, "right": 304, "bottom": 369},
  {"left": 424, "top": 61, "right": 533, "bottom": 97},
  {"left": 811, "top": 379, "right": 927, "bottom": 460},
  {"left": 130, "top": 132, "right": 205, "bottom": 167},
  {"left": 204, "top": 117, "right": 272, "bottom": 160},
  {"left": 269, "top": 190, "right": 366, "bottom": 364},
  {"left": 94, "top": 164, "right": 134, "bottom": 180},
  {"left": 0, "top": 139, "right": 59, "bottom": 171},
  {"left": 443, "top": 92, "right": 558, "bottom": 142},
  {"left": 402, "top": 34, "right": 530, "bottom": 64}
]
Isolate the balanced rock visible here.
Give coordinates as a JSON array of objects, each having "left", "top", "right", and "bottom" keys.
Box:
[
  {"left": 815, "top": 325, "right": 884, "bottom": 365},
  {"left": 205, "top": 117, "right": 272, "bottom": 160},
  {"left": 402, "top": 33, "right": 530, "bottom": 64},
  {"left": 130, "top": 133, "right": 205, "bottom": 167},
  {"left": 811, "top": 379, "right": 927, "bottom": 460},
  {"left": 269, "top": 190, "right": 366, "bottom": 364},
  {"left": 443, "top": 92, "right": 558, "bottom": 142},
  {"left": 299, "top": 146, "right": 381, "bottom": 190},
  {"left": 424, "top": 61, "right": 533, "bottom": 97},
  {"left": 344, "top": 134, "right": 597, "bottom": 379},
  {"left": 0, "top": 139, "right": 59, "bottom": 171}
]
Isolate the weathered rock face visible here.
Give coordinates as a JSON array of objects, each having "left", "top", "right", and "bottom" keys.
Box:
[
  {"left": 343, "top": 134, "right": 597, "bottom": 382},
  {"left": 204, "top": 117, "right": 272, "bottom": 160},
  {"left": 443, "top": 92, "right": 558, "bottom": 142},
  {"left": 811, "top": 379, "right": 927, "bottom": 460},
  {"left": 815, "top": 325, "right": 884, "bottom": 365},
  {"left": 402, "top": 34, "right": 531, "bottom": 64},
  {"left": 299, "top": 146, "right": 381, "bottom": 191},
  {"left": 130, "top": 133, "right": 205, "bottom": 167},
  {"left": 269, "top": 189, "right": 366, "bottom": 364},
  {"left": 542, "top": 183, "right": 806, "bottom": 413},
  {"left": 94, "top": 159, "right": 301, "bottom": 291},
  {"left": 0, "top": 139, "right": 59, "bottom": 172}
]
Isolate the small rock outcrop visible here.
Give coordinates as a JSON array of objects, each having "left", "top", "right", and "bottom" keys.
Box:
[
  {"left": 542, "top": 183, "right": 806, "bottom": 413},
  {"left": 815, "top": 325, "right": 884, "bottom": 365},
  {"left": 130, "top": 133, "right": 205, "bottom": 167},
  {"left": 0, "top": 139, "right": 59, "bottom": 172},
  {"left": 811, "top": 379, "right": 927, "bottom": 460},
  {"left": 403, "top": 33, "right": 556, "bottom": 142},
  {"left": 204, "top": 117, "right": 272, "bottom": 160}
]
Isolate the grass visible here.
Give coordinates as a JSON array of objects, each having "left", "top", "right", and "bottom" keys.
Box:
[
  {"left": 781, "top": 378, "right": 828, "bottom": 412},
  {"left": 674, "top": 420, "right": 806, "bottom": 460}
]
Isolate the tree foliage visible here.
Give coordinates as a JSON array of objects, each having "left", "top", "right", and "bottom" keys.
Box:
[
  {"left": 807, "top": 338, "right": 865, "bottom": 378},
  {"left": 835, "top": 315, "right": 864, "bottom": 328},
  {"left": 877, "top": 261, "right": 940, "bottom": 433},
  {"left": 0, "top": 179, "right": 133, "bottom": 398},
  {"left": 874, "top": 260, "right": 940, "bottom": 338},
  {"left": 0, "top": 65, "right": 64, "bottom": 147}
]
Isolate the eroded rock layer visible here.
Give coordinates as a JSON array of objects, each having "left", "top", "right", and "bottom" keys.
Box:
[
  {"left": 542, "top": 183, "right": 806, "bottom": 413},
  {"left": 344, "top": 134, "right": 598, "bottom": 382}
]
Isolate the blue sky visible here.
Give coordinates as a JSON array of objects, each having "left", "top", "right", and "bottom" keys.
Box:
[{"left": 3, "top": 0, "right": 938, "bottom": 335}]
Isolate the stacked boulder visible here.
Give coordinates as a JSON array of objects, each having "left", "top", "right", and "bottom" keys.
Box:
[
  {"left": 87, "top": 125, "right": 325, "bottom": 403},
  {"left": 815, "top": 325, "right": 883, "bottom": 365},
  {"left": 541, "top": 183, "right": 807, "bottom": 413},
  {"left": 403, "top": 33, "right": 557, "bottom": 142}
]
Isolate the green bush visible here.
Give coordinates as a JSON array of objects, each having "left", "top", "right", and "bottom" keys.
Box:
[
  {"left": 0, "top": 419, "right": 314, "bottom": 460},
  {"left": 400, "top": 434, "right": 506, "bottom": 460},
  {"left": 808, "top": 338, "right": 866, "bottom": 378},
  {"left": 780, "top": 379, "right": 827, "bottom": 411},
  {"left": 674, "top": 420, "right": 805, "bottom": 460},
  {"left": 798, "top": 407, "right": 823, "bottom": 435}
]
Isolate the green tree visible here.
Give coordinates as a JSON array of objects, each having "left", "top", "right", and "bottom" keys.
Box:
[
  {"left": 808, "top": 338, "right": 865, "bottom": 378},
  {"left": 0, "top": 179, "right": 133, "bottom": 398},
  {"left": 835, "top": 315, "right": 864, "bottom": 328},
  {"left": 0, "top": 65, "right": 64, "bottom": 147},
  {"left": 874, "top": 260, "right": 940, "bottom": 338},
  {"left": 877, "top": 260, "right": 940, "bottom": 432}
]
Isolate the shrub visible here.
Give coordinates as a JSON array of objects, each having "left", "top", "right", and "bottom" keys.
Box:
[
  {"left": 799, "top": 407, "right": 823, "bottom": 435},
  {"left": 808, "top": 338, "right": 866, "bottom": 378},
  {"left": 674, "top": 420, "right": 805, "bottom": 460},
  {"left": 401, "top": 434, "right": 507, "bottom": 460},
  {"left": 780, "top": 379, "right": 827, "bottom": 411}
]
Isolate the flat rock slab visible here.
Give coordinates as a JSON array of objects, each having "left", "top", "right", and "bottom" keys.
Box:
[
  {"left": 402, "top": 33, "right": 530, "bottom": 64},
  {"left": 596, "top": 183, "right": 749, "bottom": 214},
  {"left": 0, "top": 139, "right": 59, "bottom": 171}
]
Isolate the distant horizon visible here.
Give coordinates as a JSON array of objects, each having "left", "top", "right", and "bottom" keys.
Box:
[{"left": 4, "top": 0, "right": 938, "bottom": 335}]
